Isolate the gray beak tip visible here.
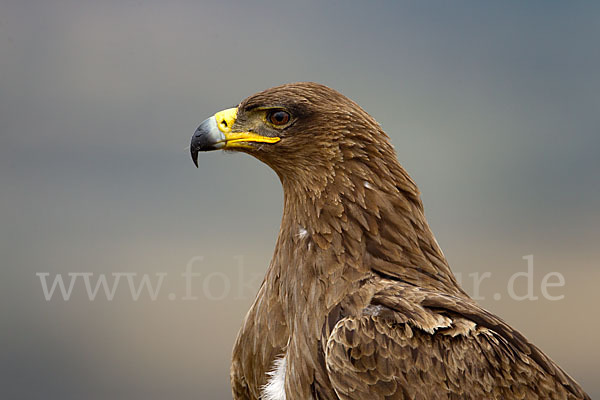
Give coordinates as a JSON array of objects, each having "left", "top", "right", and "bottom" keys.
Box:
[
  {"left": 191, "top": 147, "right": 199, "bottom": 168},
  {"left": 189, "top": 116, "right": 225, "bottom": 168}
]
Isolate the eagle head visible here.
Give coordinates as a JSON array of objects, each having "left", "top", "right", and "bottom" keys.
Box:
[{"left": 190, "top": 82, "right": 397, "bottom": 188}]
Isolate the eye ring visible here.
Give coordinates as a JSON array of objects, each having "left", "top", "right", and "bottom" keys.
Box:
[{"left": 267, "top": 110, "right": 291, "bottom": 126}]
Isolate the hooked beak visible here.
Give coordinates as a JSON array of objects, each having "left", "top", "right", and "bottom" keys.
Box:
[
  {"left": 190, "top": 115, "right": 226, "bottom": 167},
  {"left": 190, "top": 107, "right": 280, "bottom": 167}
]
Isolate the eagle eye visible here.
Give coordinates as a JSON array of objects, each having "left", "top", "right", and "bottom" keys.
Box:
[{"left": 267, "top": 110, "right": 291, "bottom": 126}]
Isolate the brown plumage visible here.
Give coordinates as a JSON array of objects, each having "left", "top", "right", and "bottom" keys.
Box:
[{"left": 190, "top": 82, "right": 589, "bottom": 399}]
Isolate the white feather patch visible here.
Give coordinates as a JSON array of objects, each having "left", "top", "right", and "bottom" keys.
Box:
[
  {"left": 262, "top": 355, "right": 287, "bottom": 400},
  {"left": 296, "top": 227, "right": 308, "bottom": 239},
  {"left": 363, "top": 304, "right": 385, "bottom": 316},
  {"left": 364, "top": 181, "right": 373, "bottom": 189}
]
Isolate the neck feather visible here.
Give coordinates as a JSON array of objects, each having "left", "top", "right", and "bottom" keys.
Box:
[{"left": 270, "top": 156, "right": 467, "bottom": 322}]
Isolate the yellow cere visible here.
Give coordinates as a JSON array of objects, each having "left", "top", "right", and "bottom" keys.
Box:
[
  {"left": 214, "top": 108, "right": 238, "bottom": 134},
  {"left": 213, "top": 107, "right": 281, "bottom": 149}
]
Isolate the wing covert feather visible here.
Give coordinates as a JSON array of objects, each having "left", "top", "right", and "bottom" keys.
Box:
[{"left": 324, "top": 286, "right": 589, "bottom": 400}]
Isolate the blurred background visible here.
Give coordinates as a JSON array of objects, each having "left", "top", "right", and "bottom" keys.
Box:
[{"left": 1, "top": 1, "right": 599, "bottom": 398}]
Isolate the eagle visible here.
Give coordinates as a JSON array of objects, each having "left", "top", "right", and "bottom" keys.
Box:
[{"left": 190, "top": 82, "right": 589, "bottom": 400}]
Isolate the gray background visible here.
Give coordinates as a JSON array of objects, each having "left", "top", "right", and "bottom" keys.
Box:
[{"left": 1, "top": 1, "right": 599, "bottom": 398}]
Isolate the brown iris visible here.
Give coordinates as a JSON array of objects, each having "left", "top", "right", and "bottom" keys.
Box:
[{"left": 268, "top": 110, "right": 290, "bottom": 126}]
